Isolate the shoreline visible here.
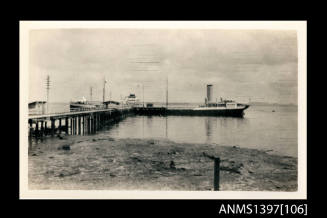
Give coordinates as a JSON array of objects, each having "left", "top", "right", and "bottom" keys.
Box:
[{"left": 28, "top": 135, "right": 297, "bottom": 191}]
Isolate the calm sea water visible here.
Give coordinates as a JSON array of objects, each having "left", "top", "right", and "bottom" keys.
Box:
[{"left": 44, "top": 103, "right": 298, "bottom": 157}]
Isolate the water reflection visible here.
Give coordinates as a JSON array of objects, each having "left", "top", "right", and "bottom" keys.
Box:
[
  {"left": 218, "top": 117, "right": 248, "bottom": 129},
  {"left": 133, "top": 115, "right": 251, "bottom": 145},
  {"left": 146, "top": 116, "right": 153, "bottom": 128},
  {"left": 142, "top": 116, "right": 144, "bottom": 138},
  {"left": 204, "top": 116, "right": 248, "bottom": 144},
  {"left": 205, "top": 117, "right": 214, "bottom": 142},
  {"left": 165, "top": 116, "right": 168, "bottom": 138},
  {"left": 28, "top": 137, "right": 44, "bottom": 150}
]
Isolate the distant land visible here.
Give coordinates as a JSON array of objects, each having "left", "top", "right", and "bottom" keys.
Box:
[
  {"left": 44, "top": 101, "right": 298, "bottom": 107},
  {"left": 249, "top": 101, "right": 298, "bottom": 107}
]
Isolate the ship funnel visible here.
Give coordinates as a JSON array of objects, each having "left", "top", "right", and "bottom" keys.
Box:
[{"left": 207, "top": 84, "right": 213, "bottom": 103}]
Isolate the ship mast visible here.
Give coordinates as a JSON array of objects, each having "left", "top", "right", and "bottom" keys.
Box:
[
  {"left": 90, "top": 87, "right": 93, "bottom": 102},
  {"left": 103, "top": 78, "right": 106, "bottom": 103},
  {"left": 166, "top": 73, "right": 168, "bottom": 108},
  {"left": 46, "top": 75, "right": 50, "bottom": 114}
]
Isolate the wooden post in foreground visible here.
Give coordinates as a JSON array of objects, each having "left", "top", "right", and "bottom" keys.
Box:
[{"left": 214, "top": 157, "right": 220, "bottom": 191}]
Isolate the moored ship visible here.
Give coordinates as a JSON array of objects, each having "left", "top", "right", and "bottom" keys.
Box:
[
  {"left": 192, "top": 99, "right": 249, "bottom": 117},
  {"left": 124, "top": 93, "right": 142, "bottom": 107},
  {"left": 166, "top": 84, "right": 249, "bottom": 117},
  {"left": 192, "top": 84, "right": 249, "bottom": 117}
]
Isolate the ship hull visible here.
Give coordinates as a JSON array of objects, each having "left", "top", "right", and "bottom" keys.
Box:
[
  {"left": 167, "top": 108, "right": 247, "bottom": 117},
  {"left": 134, "top": 105, "right": 249, "bottom": 117}
]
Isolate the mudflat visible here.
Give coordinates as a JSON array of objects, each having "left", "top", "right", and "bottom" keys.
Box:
[{"left": 28, "top": 135, "right": 297, "bottom": 191}]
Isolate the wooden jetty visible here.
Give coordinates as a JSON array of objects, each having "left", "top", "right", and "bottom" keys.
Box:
[{"left": 28, "top": 108, "right": 132, "bottom": 138}]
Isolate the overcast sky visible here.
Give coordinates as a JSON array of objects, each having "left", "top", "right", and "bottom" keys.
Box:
[{"left": 29, "top": 29, "right": 298, "bottom": 104}]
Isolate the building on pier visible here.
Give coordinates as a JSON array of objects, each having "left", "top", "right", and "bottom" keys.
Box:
[{"left": 28, "top": 101, "right": 46, "bottom": 115}]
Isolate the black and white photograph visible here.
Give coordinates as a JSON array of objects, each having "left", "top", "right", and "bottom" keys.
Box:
[{"left": 19, "top": 21, "right": 306, "bottom": 199}]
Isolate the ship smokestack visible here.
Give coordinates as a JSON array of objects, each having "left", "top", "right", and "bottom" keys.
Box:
[{"left": 207, "top": 84, "right": 213, "bottom": 103}]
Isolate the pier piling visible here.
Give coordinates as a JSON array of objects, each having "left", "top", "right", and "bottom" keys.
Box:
[
  {"left": 78, "top": 116, "right": 81, "bottom": 135},
  {"left": 92, "top": 115, "right": 95, "bottom": 133},
  {"left": 35, "top": 121, "right": 39, "bottom": 138},
  {"left": 83, "top": 116, "right": 85, "bottom": 134},
  {"left": 71, "top": 117, "right": 74, "bottom": 135},
  {"left": 93, "top": 115, "right": 95, "bottom": 132},
  {"left": 69, "top": 118, "right": 72, "bottom": 135},
  {"left": 40, "top": 121, "right": 44, "bottom": 137},
  {"left": 90, "top": 116, "right": 93, "bottom": 134},
  {"left": 65, "top": 117, "right": 68, "bottom": 134},
  {"left": 75, "top": 117, "right": 77, "bottom": 134},
  {"left": 59, "top": 118, "right": 62, "bottom": 134},
  {"left": 74, "top": 117, "right": 77, "bottom": 135},
  {"left": 29, "top": 120, "right": 33, "bottom": 137},
  {"left": 72, "top": 117, "right": 74, "bottom": 135},
  {"left": 51, "top": 119, "right": 55, "bottom": 137},
  {"left": 87, "top": 116, "right": 90, "bottom": 134}
]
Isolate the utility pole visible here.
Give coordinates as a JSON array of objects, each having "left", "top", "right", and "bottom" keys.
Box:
[
  {"left": 166, "top": 74, "right": 168, "bottom": 108},
  {"left": 90, "top": 87, "right": 93, "bottom": 102},
  {"left": 46, "top": 75, "right": 50, "bottom": 114},
  {"left": 143, "top": 84, "right": 144, "bottom": 108},
  {"left": 103, "top": 78, "right": 106, "bottom": 103}
]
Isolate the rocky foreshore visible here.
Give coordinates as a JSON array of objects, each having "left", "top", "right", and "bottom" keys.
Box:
[{"left": 28, "top": 135, "right": 297, "bottom": 191}]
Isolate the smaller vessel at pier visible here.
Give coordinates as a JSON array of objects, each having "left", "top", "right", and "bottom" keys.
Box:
[
  {"left": 70, "top": 79, "right": 108, "bottom": 112},
  {"left": 192, "top": 84, "right": 250, "bottom": 117},
  {"left": 70, "top": 97, "right": 101, "bottom": 111}
]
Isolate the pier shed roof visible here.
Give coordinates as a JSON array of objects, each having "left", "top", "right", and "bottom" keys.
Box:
[{"left": 29, "top": 101, "right": 46, "bottom": 106}]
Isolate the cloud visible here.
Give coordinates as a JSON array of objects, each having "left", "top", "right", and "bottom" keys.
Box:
[{"left": 29, "top": 29, "right": 298, "bottom": 104}]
